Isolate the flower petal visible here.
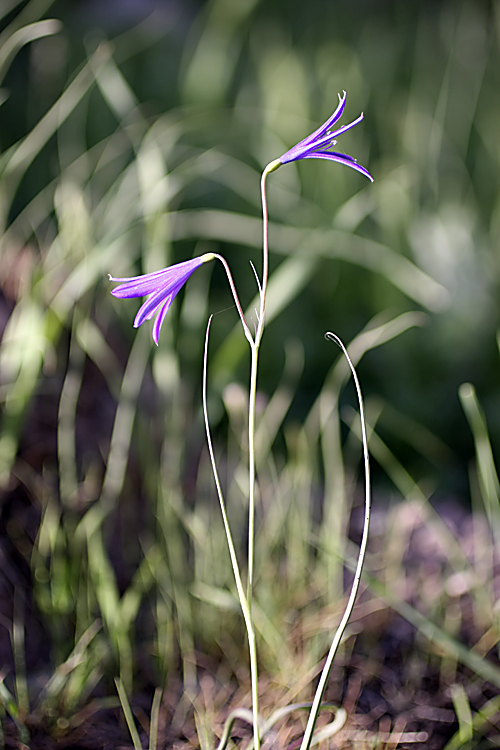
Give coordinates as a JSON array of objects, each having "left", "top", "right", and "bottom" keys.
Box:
[
  {"left": 109, "top": 254, "right": 216, "bottom": 344},
  {"left": 109, "top": 257, "right": 205, "bottom": 300},
  {"left": 326, "top": 111, "right": 365, "bottom": 141},
  {"left": 133, "top": 283, "right": 180, "bottom": 328},
  {"left": 291, "top": 91, "right": 346, "bottom": 154},
  {"left": 152, "top": 295, "right": 174, "bottom": 345},
  {"left": 303, "top": 150, "right": 374, "bottom": 181},
  {"left": 277, "top": 92, "right": 371, "bottom": 181}
]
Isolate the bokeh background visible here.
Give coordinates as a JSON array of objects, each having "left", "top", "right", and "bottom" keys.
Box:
[{"left": 1, "top": 0, "right": 500, "bottom": 745}]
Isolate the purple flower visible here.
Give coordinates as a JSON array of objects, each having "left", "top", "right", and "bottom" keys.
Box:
[
  {"left": 278, "top": 91, "right": 373, "bottom": 182},
  {"left": 109, "top": 253, "right": 214, "bottom": 345}
]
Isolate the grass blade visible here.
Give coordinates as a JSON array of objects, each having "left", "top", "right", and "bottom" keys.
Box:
[
  {"left": 0, "top": 19, "right": 62, "bottom": 86},
  {"left": 115, "top": 677, "right": 142, "bottom": 750},
  {"left": 450, "top": 684, "right": 473, "bottom": 745},
  {"left": 148, "top": 688, "right": 163, "bottom": 750},
  {"left": 459, "top": 382, "right": 500, "bottom": 546}
]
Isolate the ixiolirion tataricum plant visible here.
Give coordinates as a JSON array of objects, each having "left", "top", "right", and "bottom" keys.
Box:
[{"left": 109, "top": 91, "right": 373, "bottom": 750}]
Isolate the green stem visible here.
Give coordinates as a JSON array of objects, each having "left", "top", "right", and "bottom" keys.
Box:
[
  {"left": 213, "top": 252, "right": 253, "bottom": 346},
  {"left": 248, "top": 621, "right": 260, "bottom": 750},
  {"left": 246, "top": 341, "right": 259, "bottom": 600},
  {"left": 244, "top": 158, "right": 280, "bottom": 738},
  {"left": 206, "top": 159, "right": 280, "bottom": 750},
  {"left": 246, "top": 342, "right": 260, "bottom": 748},
  {"left": 255, "top": 159, "right": 280, "bottom": 348},
  {"left": 247, "top": 158, "right": 281, "bottom": 595},
  {"left": 203, "top": 318, "right": 261, "bottom": 750}
]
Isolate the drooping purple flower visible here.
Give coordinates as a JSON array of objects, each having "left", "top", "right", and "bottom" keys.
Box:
[
  {"left": 278, "top": 91, "right": 373, "bottom": 182},
  {"left": 109, "top": 253, "right": 215, "bottom": 345}
]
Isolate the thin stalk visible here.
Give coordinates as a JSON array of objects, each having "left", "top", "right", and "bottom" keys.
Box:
[
  {"left": 255, "top": 159, "right": 280, "bottom": 348},
  {"left": 299, "top": 332, "right": 371, "bottom": 750},
  {"left": 205, "top": 160, "right": 280, "bottom": 749},
  {"left": 246, "top": 341, "right": 259, "bottom": 599},
  {"left": 203, "top": 318, "right": 261, "bottom": 750},
  {"left": 213, "top": 253, "right": 253, "bottom": 346},
  {"left": 247, "top": 158, "right": 280, "bottom": 595}
]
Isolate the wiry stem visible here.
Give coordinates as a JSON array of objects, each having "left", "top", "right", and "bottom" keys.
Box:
[
  {"left": 247, "top": 159, "right": 281, "bottom": 599},
  {"left": 203, "top": 317, "right": 261, "bottom": 750},
  {"left": 213, "top": 253, "right": 254, "bottom": 346},
  {"left": 299, "top": 332, "right": 371, "bottom": 750},
  {"left": 205, "top": 159, "right": 281, "bottom": 749},
  {"left": 246, "top": 343, "right": 258, "bottom": 600},
  {"left": 255, "top": 159, "right": 280, "bottom": 348}
]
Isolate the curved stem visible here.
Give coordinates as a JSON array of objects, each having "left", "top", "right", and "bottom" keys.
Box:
[
  {"left": 255, "top": 159, "right": 280, "bottom": 348},
  {"left": 300, "top": 332, "right": 371, "bottom": 750},
  {"left": 203, "top": 317, "right": 261, "bottom": 750},
  {"left": 213, "top": 253, "right": 254, "bottom": 345}
]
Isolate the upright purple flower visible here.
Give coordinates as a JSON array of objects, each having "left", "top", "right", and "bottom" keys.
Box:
[
  {"left": 277, "top": 91, "right": 373, "bottom": 182},
  {"left": 109, "top": 253, "right": 214, "bottom": 345}
]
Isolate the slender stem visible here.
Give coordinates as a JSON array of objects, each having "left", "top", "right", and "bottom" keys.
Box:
[
  {"left": 213, "top": 253, "right": 254, "bottom": 346},
  {"left": 203, "top": 318, "right": 261, "bottom": 750},
  {"left": 242, "top": 160, "right": 280, "bottom": 735},
  {"left": 300, "top": 333, "right": 371, "bottom": 750},
  {"left": 257, "top": 168, "right": 269, "bottom": 342},
  {"left": 247, "top": 159, "right": 280, "bottom": 594},
  {"left": 206, "top": 160, "right": 280, "bottom": 749},
  {"left": 248, "top": 624, "right": 260, "bottom": 750},
  {"left": 255, "top": 159, "right": 280, "bottom": 348},
  {"left": 246, "top": 341, "right": 259, "bottom": 600}
]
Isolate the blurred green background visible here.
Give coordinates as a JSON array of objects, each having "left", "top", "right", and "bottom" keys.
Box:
[
  {"left": 1, "top": 0, "right": 500, "bottom": 728},
  {"left": 2, "top": 0, "right": 499, "bottom": 497}
]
